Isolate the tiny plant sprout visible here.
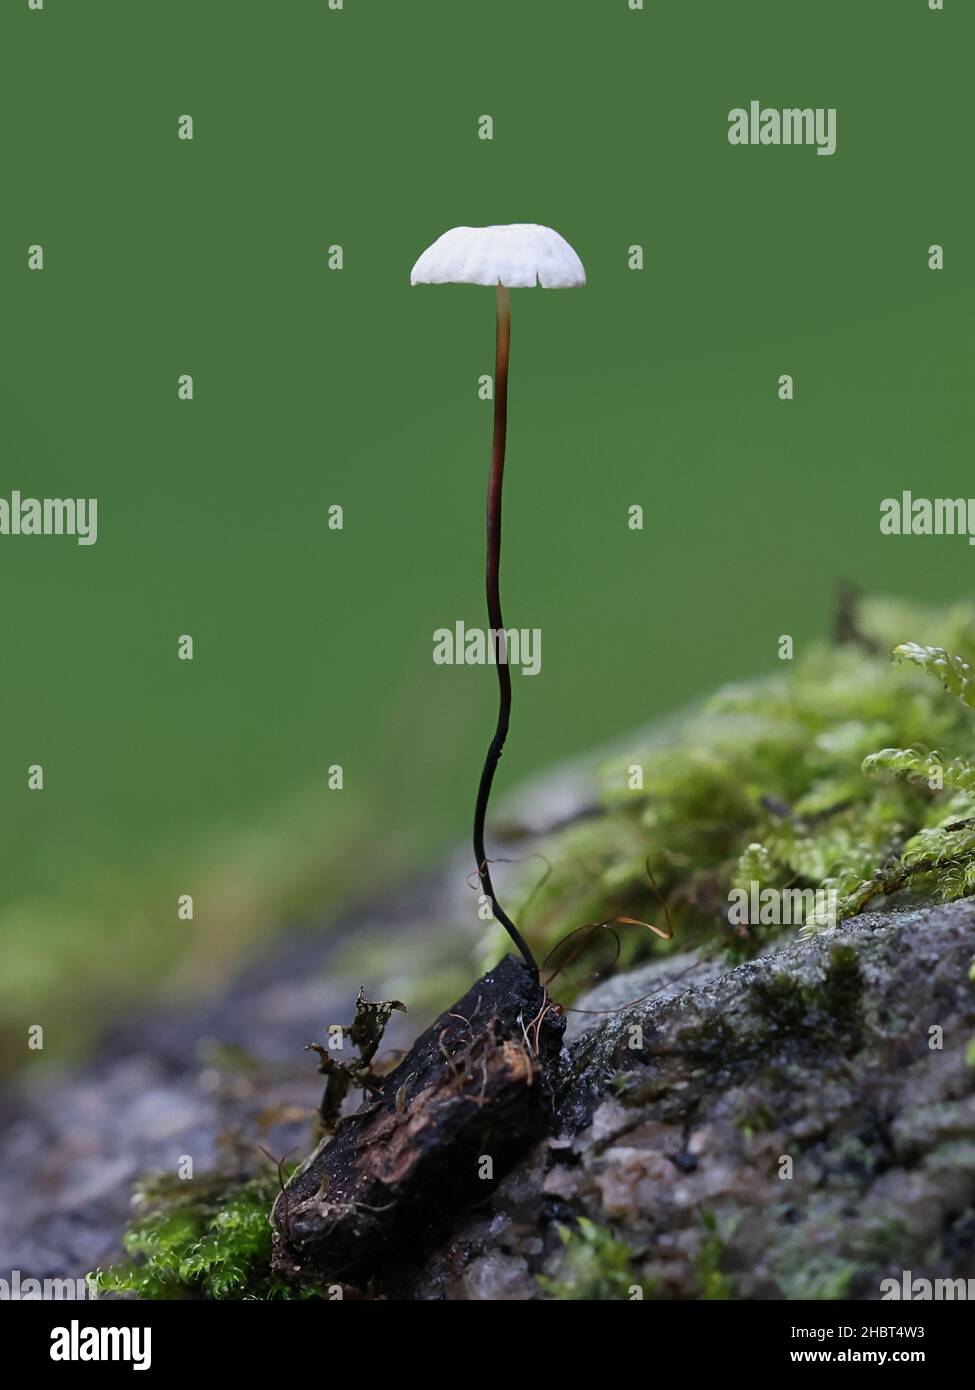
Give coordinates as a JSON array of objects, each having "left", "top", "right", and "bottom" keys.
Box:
[{"left": 411, "top": 225, "right": 586, "bottom": 978}]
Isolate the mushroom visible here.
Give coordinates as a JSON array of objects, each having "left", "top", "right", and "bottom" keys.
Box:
[{"left": 411, "top": 224, "right": 586, "bottom": 978}]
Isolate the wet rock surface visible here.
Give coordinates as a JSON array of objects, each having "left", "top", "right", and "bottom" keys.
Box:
[
  {"left": 0, "top": 897, "right": 427, "bottom": 1285},
  {"left": 2, "top": 884, "right": 974, "bottom": 1299},
  {"left": 413, "top": 902, "right": 975, "bottom": 1299}
]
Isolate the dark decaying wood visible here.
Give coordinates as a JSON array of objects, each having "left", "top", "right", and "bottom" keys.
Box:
[{"left": 271, "top": 955, "right": 565, "bottom": 1286}]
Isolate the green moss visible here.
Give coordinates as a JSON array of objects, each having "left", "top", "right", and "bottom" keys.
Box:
[
  {"left": 538, "top": 1217, "right": 643, "bottom": 1300},
  {"left": 794, "top": 1263, "right": 858, "bottom": 1301},
  {"left": 750, "top": 973, "right": 810, "bottom": 1034},
  {"left": 823, "top": 943, "right": 864, "bottom": 1024},
  {"left": 91, "top": 1170, "right": 324, "bottom": 1300},
  {"left": 482, "top": 597, "right": 975, "bottom": 978},
  {"left": 695, "top": 1210, "right": 735, "bottom": 1300},
  {"left": 742, "top": 948, "right": 864, "bottom": 1067},
  {"left": 734, "top": 1102, "right": 776, "bottom": 1136}
]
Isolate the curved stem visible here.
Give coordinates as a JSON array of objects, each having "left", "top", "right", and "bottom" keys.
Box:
[{"left": 472, "top": 285, "right": 538, "bottom": 978}]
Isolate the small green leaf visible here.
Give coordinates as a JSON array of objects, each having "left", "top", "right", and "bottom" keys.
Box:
[{"left": 892, "top": 643, "right": 975, "bottom": 712}]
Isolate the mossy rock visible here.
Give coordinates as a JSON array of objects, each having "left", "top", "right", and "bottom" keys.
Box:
[
  {"left": 55, "top": 594, "right": 975, "bottom": 1297},
  {"left": 410, "top": 901, "right": 975, "bottom": 1300},
  {"left": 482, "top": 595, "right": 975, "bottom": 984}
]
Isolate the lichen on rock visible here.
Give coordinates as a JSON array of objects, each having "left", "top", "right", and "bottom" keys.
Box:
[{"left": 413, "top": 902, "right": 975, "bottom": 1300}]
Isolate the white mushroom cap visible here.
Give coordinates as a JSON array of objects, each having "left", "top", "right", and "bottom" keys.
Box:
[{"left": 411, "top": 224, "right": 586, "bottom": 289}]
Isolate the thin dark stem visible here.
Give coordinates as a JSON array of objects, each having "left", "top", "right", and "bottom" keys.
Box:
[{"left": 472, "top": 285, "right": 538, "bottom": 978}]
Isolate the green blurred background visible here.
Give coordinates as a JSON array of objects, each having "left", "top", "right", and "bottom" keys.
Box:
[{"left": 1, "top": 0, "right": 971, "bottom": 1070}]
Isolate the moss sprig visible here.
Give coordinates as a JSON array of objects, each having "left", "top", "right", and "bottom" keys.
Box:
[{"left": 91, "top": 1170, "right": 325, "bottom": 1300}]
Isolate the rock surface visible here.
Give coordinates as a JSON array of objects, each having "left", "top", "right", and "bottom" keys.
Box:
[
  {"left": 411, "top": 902, "right": 975, "bottom": 1299},
  {"left": 0, "top": 894, "right": 427, "bottom": 1285},
  {"left": 2, "top": 888, "right": 974, "bottom": 1299}
]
